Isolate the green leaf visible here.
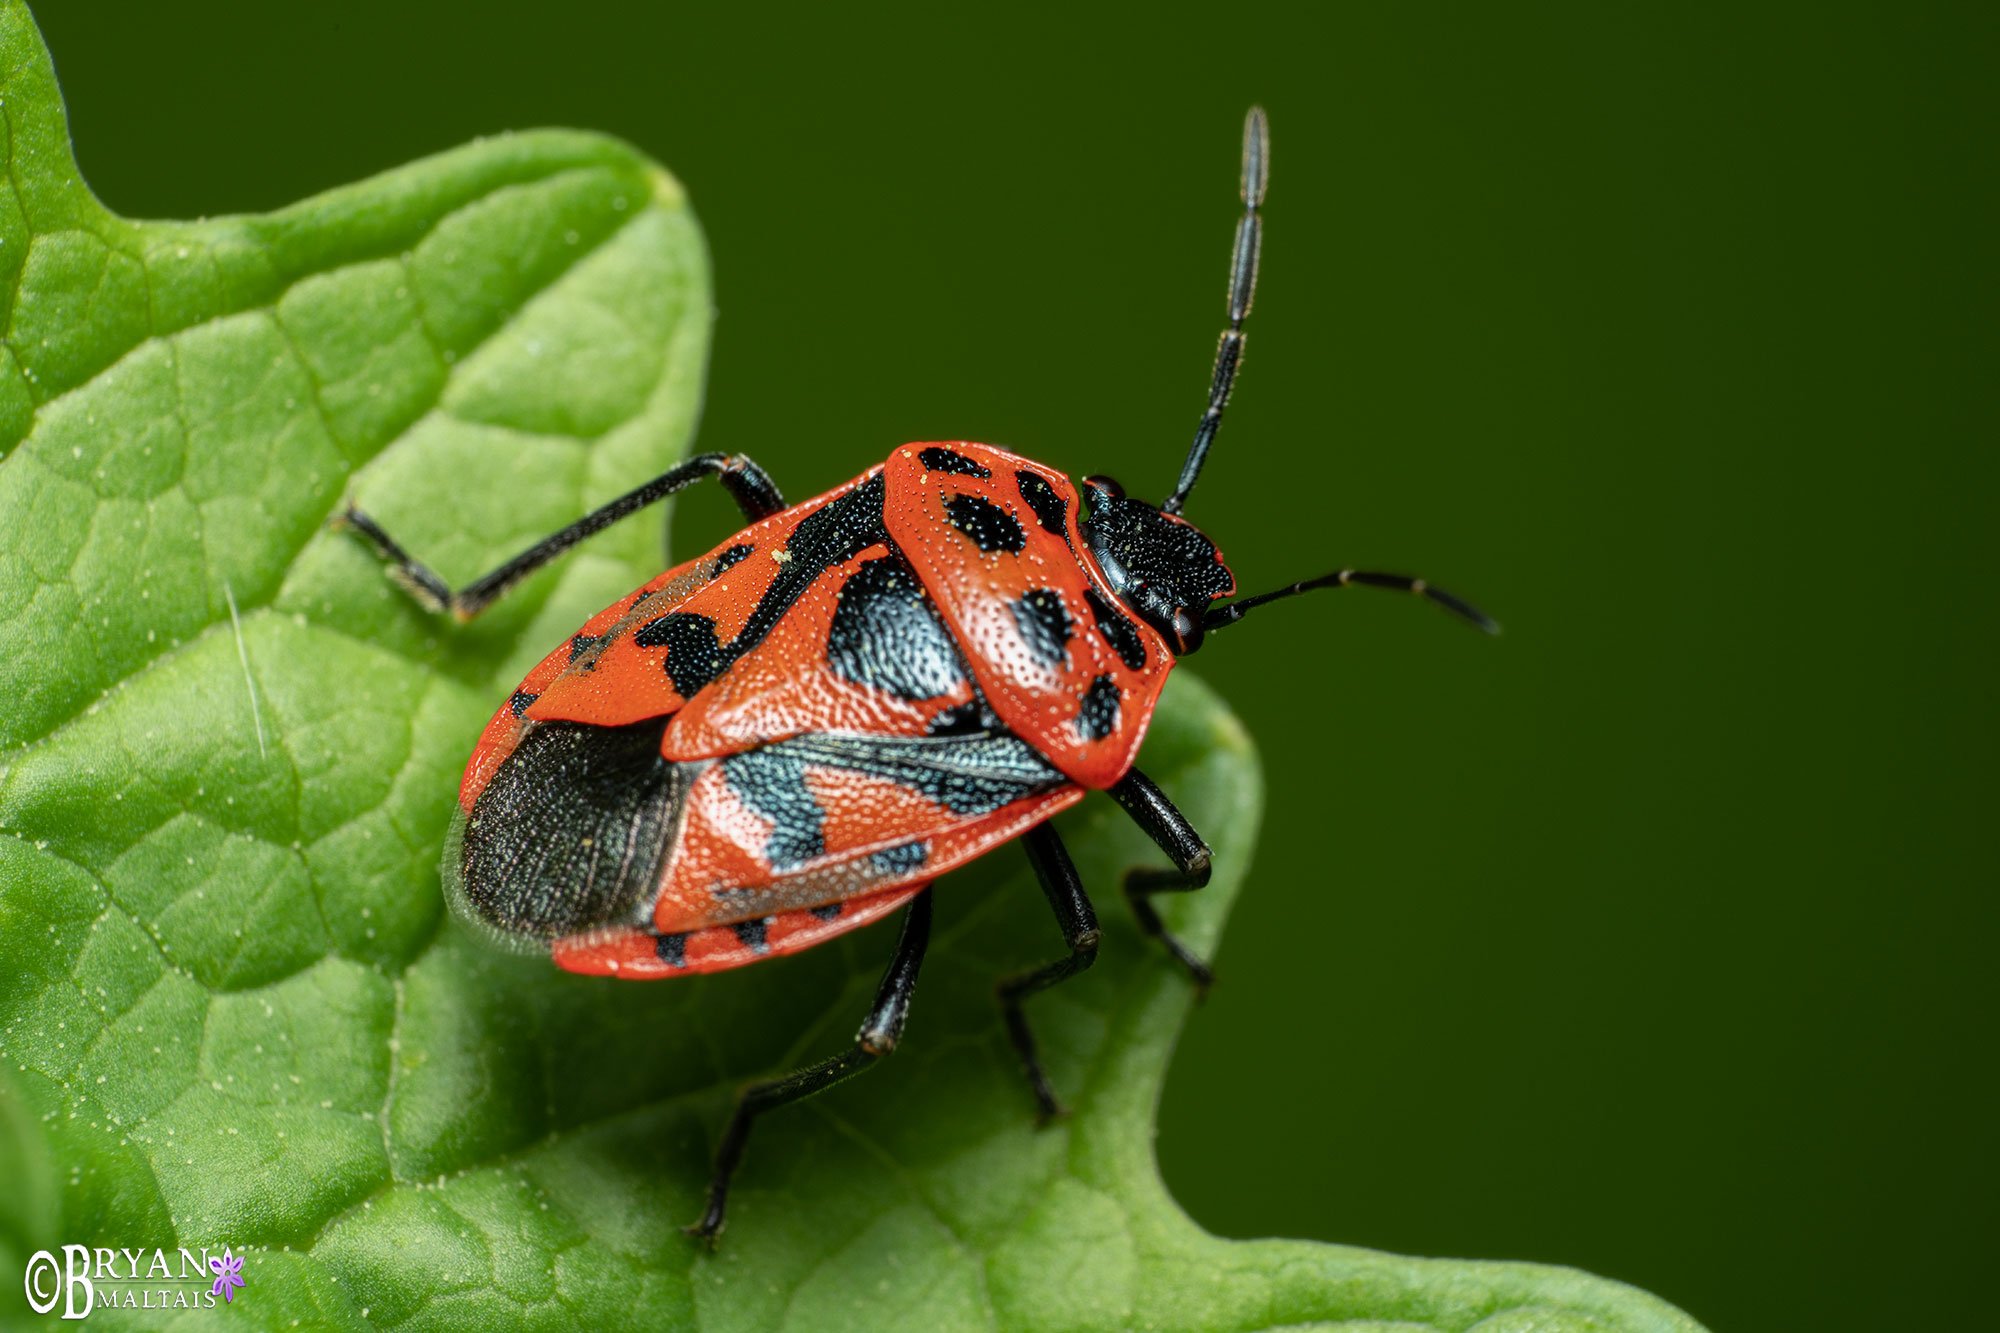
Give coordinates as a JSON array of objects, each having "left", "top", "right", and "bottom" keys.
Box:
[{"left": 0, "top": 5, "right": 1705, "bottom": 1330}]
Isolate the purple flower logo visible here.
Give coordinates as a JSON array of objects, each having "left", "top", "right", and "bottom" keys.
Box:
[{"left": 208, "top": 1247, "right": 246, "bottom": 1304}]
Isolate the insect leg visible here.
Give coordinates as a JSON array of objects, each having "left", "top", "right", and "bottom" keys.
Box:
[
  {"left": 997, "top": 822, "right": 1102, "bottom": 1122},
  {"left": 334, "top": 451, "right": 787, "bottom": 621},
  {"left": 684, "top": 887, "right": 933, "bottom": 1244},
  {"left": 1108, "top": 766, "right": 1215, "bottom": 995}
]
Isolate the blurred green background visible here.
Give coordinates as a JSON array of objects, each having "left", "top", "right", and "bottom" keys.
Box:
[{"left": 27, "top": 2, "right": 1992, "bottom": 1328}]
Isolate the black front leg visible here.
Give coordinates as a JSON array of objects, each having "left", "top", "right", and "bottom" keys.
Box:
[
  {"left": 997, "top": 822, "right": 1101, "bottom": 1122},
  {"left": 1109, "top": 767, "right": 1215, "bottom": 995},
  {"left": 685, "top": 886, "right": 932, "bottom": 1244},
  {"left": 336, "top": 450, "right": 786, "bottom": 621}
]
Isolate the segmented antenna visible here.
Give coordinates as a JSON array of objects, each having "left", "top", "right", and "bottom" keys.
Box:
[
  {"left": 1203, "top": 568, "right": 1501, "bottom": 635},
  {"left": 1162, "top": 106, "right": 1269, "bottom": 516}
]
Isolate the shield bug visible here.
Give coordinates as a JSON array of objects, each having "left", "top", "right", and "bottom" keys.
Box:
[{"left": 338, "top": 107, "right": 1496, "bottom": 1240}]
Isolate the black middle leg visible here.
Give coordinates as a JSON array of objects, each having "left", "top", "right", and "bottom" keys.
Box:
[
  {"left": 998, "top": 822, "right": 1101, "bottom": 1122},
  {"left": 1109, "top": 767, "right": 1216, "bottom": 995},
  {"left": 684, "top": 886, "right": 932, "bottom": 1243}
]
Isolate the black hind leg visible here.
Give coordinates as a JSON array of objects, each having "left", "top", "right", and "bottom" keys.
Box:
[
  {"left": 997, "top": 822, "right": 1102, "bottom": 1121},
  {"left": 685, "top": 887, "right": 932, "bottom": 1244},
  {"left": 336, "top": 451, "right": 786, "bottom": 620},
  {"left": 1109, "top": 767, "right": 1215, "bottom": 995}
]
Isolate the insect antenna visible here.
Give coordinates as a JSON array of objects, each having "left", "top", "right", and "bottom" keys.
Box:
[
  {"left": 1162, "top": 105, "right": 1269, "bottom": 516},
  {"left": 1204, "top": 568, "right": 1501, "bottom": 635}
]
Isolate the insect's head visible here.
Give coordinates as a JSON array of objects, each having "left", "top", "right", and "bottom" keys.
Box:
[
  {"left": 1079, "top": 476, "right": 1234, "bottom": 655},
  {"left": 1069, "top": 107, "right": 1263, "bottom": 659}
]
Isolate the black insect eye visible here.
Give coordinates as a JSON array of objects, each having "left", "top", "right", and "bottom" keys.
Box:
[
  {"left": 1083, "top": 474, "right": 1126, "bottom": 500},
  {"left": 1171, "top": 607, "right": 1204, "bottom": 655}
]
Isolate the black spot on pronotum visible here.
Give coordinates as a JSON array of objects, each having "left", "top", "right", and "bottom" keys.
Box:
[
  {"left": 944, "top": 494, "right": 1027, "bottom": 554},
  {"left": 733, "top": 918, "right": 772, "bottom": 954},
  {"left": 508, "top": 690, "right": 539, "bottom": 717},
  {"left": 655, "top": 932, "right": 688, "bottom": 968},
  {"left": 711, "top": 543, "right": 755, "bottom": 576},
  {"left": 634, "top": 611, "right": 724, "bottom": 696},
  {"left": 869, "top": 841, "right": 928, "bottom": 876},
  {"left": 1015, "top": 470, "right": 1069, "bottom": 538},
  {"left": 810, "top": 903, "right": 843, "bottom": 921},
  {"left": 1011, "top": 588, "right": 1073, "bottom": 668},
  {"left": 1077, "top": 675, "right": 1121, "bottom": 742},
  {"left": 919, "top": 446, "right": 992, "bottom": 478},
  {"left": 1083, "top": 587, "right": 1147, "bottom": 671}
]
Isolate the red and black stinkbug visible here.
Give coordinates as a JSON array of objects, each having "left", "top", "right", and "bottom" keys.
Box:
[{"left": 338, "top": 108, "right": 1495, "bottom": 1241}]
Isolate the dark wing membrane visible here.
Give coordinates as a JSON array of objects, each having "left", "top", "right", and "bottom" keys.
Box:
[
  {"left": 451, "top": 715, "right": 683, "bottom": 944},
  {"left": 457, "top": 550, "right": 711, "bottom": 811}
]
